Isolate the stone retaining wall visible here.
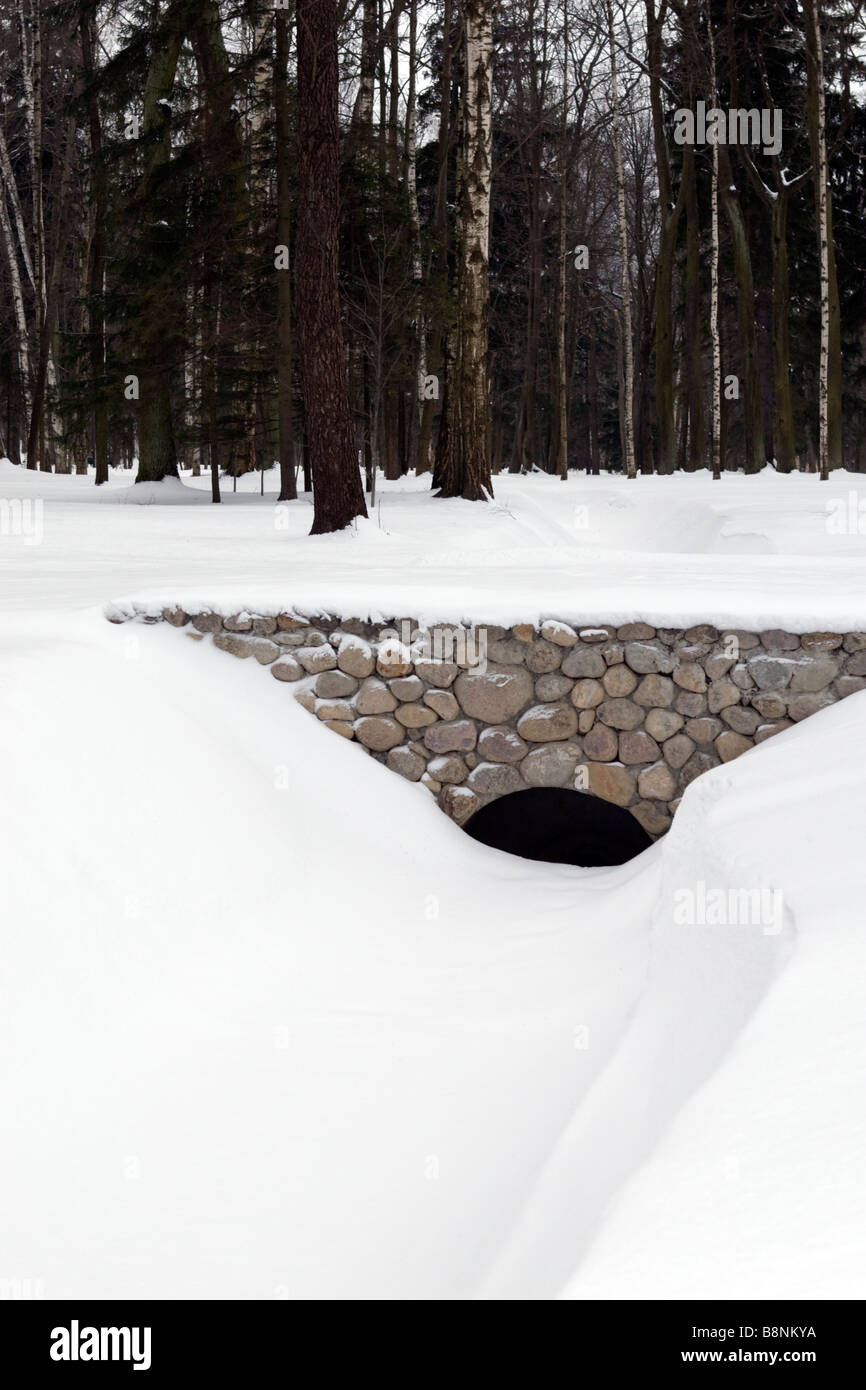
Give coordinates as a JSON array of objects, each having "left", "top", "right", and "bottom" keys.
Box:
[{"left": 113, "top": 607, "right": 866, "bottom": 837}]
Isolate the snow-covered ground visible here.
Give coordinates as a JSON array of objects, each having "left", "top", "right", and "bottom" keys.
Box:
[
  {"left": 1, "top": 460, "right": 865, "bottom": 1299},
  {"left": 2, "top": 459, "right": 866, "bottom": 630}
]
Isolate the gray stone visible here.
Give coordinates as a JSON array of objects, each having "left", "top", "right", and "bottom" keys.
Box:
[
  {"left": 578, "top": 626, "right": 615, "bottom": 642},
  {"left": 723, "top": 629, "right": 760, "bottom": 650},
  {"left": 396, "top": 703, "right": 437, "bottom": 729},
  {"left": 684, "top": 716, "right": 722, "bottom": 744},
  {"left": 644, "top": 708, "right": 684, "bottom": 741},
  {"left": 730, "top": 663, "right": 755, "bottom": 691},
  {"left": 634, "top": 674, "right": 675, "bottom": 708},
  {"left": 624, "top": 641, "right": 675, "bottom": 674},
  {"left": 676, "top": 641, "right": 712, "bottom": 661},
  {"left": 789, "top": 655, "right": 839, "bottom": 692},
  {"left": 427, "top": 754, "right": 469, "bottom": 784},
  {"left": 675, "top": 690, "right": 707, "bottom": 717},
  {"left": 423, "top": 690, "right": 460, "bottom": 720},
  {"left": 847, "top": 652, "right": 866, "bottom": 676},
  {"left": 587, "top": 762, "right": 636, "bottom": 807},
  {"left": 251, "top": 617, "right": 278, "bottom": 636},
  {"left": 684, "top": 624, "right": 719, "bottom": 644},
  {"left": 750, "top": 692, "right": 786, "bottom": 719},
  {"left": 571, "top": 678, "right": 605, "bottom": 709},
  {"left": 835, "top": 675, "right": 866, "bottom": 698},
  {"left": 715, "top": 730, "right": 753, "bottom": 762},
  {"left": 521, "top": 743, "right": 582, "bottom": 787},
  {"left": 842, "top": 633, "right": 866, "bottom": 653},
  {"left": 293, "top": 689, "right": 316, "bottom": 712},
  {"left": 598, "top": 697, "right": 643, "bottom": 730},
  {"left": 617, "top": 622, "right": 656, "bottom": 640},
  {"left": 535, "top": 672, "right": 573, "bottom": 701},
  {"left": 517, "top": 702, "right": 579, "bottom": 742},
  {"left": 721, "top": 705, "right": 760, "bottom": 735},
  {"left": 478, "top": 726, "right": 528, "bottom": 763},
  {"left": 454, "top": 663, "right": 533, "bottom": 721},
  {"left": 673, "top": 663, "right": 707, "bottom": 693},
  {"left": 582, "top": 724, "right": 618, "bottom": 761},
  {"left": 213, "top": 632, "right": 252, "bottom": 658},
  {"left": 222, "top": 613, "right": 253, "bottom": 633},
  {"left": 271, "top": 656, "right": 303, "bottom": 682},
  {"left": 786, "top": 692, "right": 835, "bottom": 722},
  {"left": 411, "top": 658, "right": 456, "bottom": 689},
  {"left": 632, "top": 801, "right": 672, "bottom": 836},
  {"left": 704, "top": 653, "right": 735, "bottom": 681},
  {"left": 316, "top": 699, "right": 354, "bottom": 723},
  {"left": 162, "top": 607, "right": 188, "bottom": 627},
  {"left": 386, "top": 747, "right": 426, "bottom": 782},
  {"left": 316, "top": 670, "right": 358, "bottom": 698},
  {"left": 355, "top": 678, "right": 397, "bottom": 715},
  {"left": 424, "top": 719, "right": 478, "bottom": 753},
  {"left": 707, "top": 678, "right": 741, "bottom": 712},
  {"left": 540, "top": 620, "right": 577, "bottom": 647},
  {"left": 759, "top": 629, "right": 800, "bottom": 651},
  {"left": 376, "top": 643, "right": 413, "bottom": 680},
  {"left": 487, "top": 638, "right": 527, "bottom": 665},
  {"left": 561, "top": 646, "right": 606, "bottom": 678},
  {"left": 638, "top": 762, "right": 677, "bottom": 801},
  {"left": 602, "top": 665, "right": 638, "bottom": 697},
  {"left": 251, "top": 639, "right": 280, "bottom": 665},
  {"left": 578, "top": 709, "right": 595, "bottom": 734},
  {"left": 618, "top": 730, "right": 661, "bottom": 765},
  {"left": 680, "top": 751, "right": 716, "bottom": 788},
  {"left": 602, "top": 640, "right": 624, "bottom": 665},
  {"left": 355, "top": 716, "right": 404, "bottom": 751},
  {"left": 273, "top": 630, "right": 312, "bottom": 648},
  {"left": 296, "top": 644, "right": 337, "bottom": 674},
  {"left": 192, "top": 611, "right": 223, "bottom": 634},
  {"left": 467, "top": 762, "right": 524, "bottom": 796},
  {"left": 390, "top": 674, "right": 424, "bottom": 702},
  {"left": 337, "top": 636, "right": 375, "bottom": 678},
  {"left": 662, "top": 733, "right": 695, "bottom": 769},
  {"left": 441, "top": 786, "right": 479, "bottom": 824}
]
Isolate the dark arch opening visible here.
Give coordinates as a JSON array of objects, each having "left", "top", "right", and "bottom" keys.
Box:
[{"left": 462, "top": 787, "right": 653, "bottom": 867}]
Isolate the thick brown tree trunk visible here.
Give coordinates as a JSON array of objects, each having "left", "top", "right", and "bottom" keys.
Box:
[{"left": 296, "top": 0, "right": 368, "bottom": 532}]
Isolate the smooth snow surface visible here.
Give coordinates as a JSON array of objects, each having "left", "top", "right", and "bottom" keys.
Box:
[
  {"left": 1, "top": 461, "right": 864, "bottom": 1299},
  {"left": 1, "top": 459, "right": 866, "bottom": 629}
]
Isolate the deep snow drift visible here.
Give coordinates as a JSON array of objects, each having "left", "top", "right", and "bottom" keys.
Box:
[{"left": 1, "top": 462, "right": 864, "bottom": 1298}]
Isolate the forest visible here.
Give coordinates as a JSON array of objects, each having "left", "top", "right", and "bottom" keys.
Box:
[{"left": 1, "top": 0, "right": 864, "bottom": 531}]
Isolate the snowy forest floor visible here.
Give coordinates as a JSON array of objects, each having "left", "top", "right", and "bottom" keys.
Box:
[{"left": 1, "top": 460, "right": 865, "bottom": 1298}]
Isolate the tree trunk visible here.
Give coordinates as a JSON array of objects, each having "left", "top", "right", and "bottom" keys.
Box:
[
  {"left": 804, "top": 0, "right": 836, "bottom": 477},
  {"left": 275, "top": 11, "right": 297, "bottom": 501},
  {"left": 708, "top": 5, "right": 721, "bottom": 480},
  {"left": 719, "top": 148, "right": 763, "bottom": 473},
  {"left": 435, "top": 0, "right": 494, "bottom": 501},
  {"left": 645, "top": 0, "right": 683, "bottom": 475},
  {"left": 81, "top": 7, "right": 109, "bottom": 486},
  {"left": 296, "top": 0, "right": 368, "bottom": 532},
  {"left": 135, "top": 25, "right": 184, "bottom": 481},
  {"left": 608, "top": 2, "right": 635, "bottom": 479}
]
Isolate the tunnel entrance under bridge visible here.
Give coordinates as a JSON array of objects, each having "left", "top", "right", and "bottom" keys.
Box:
[{"left": 462, "top": 787, "right": 654, "bottom": 867}]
